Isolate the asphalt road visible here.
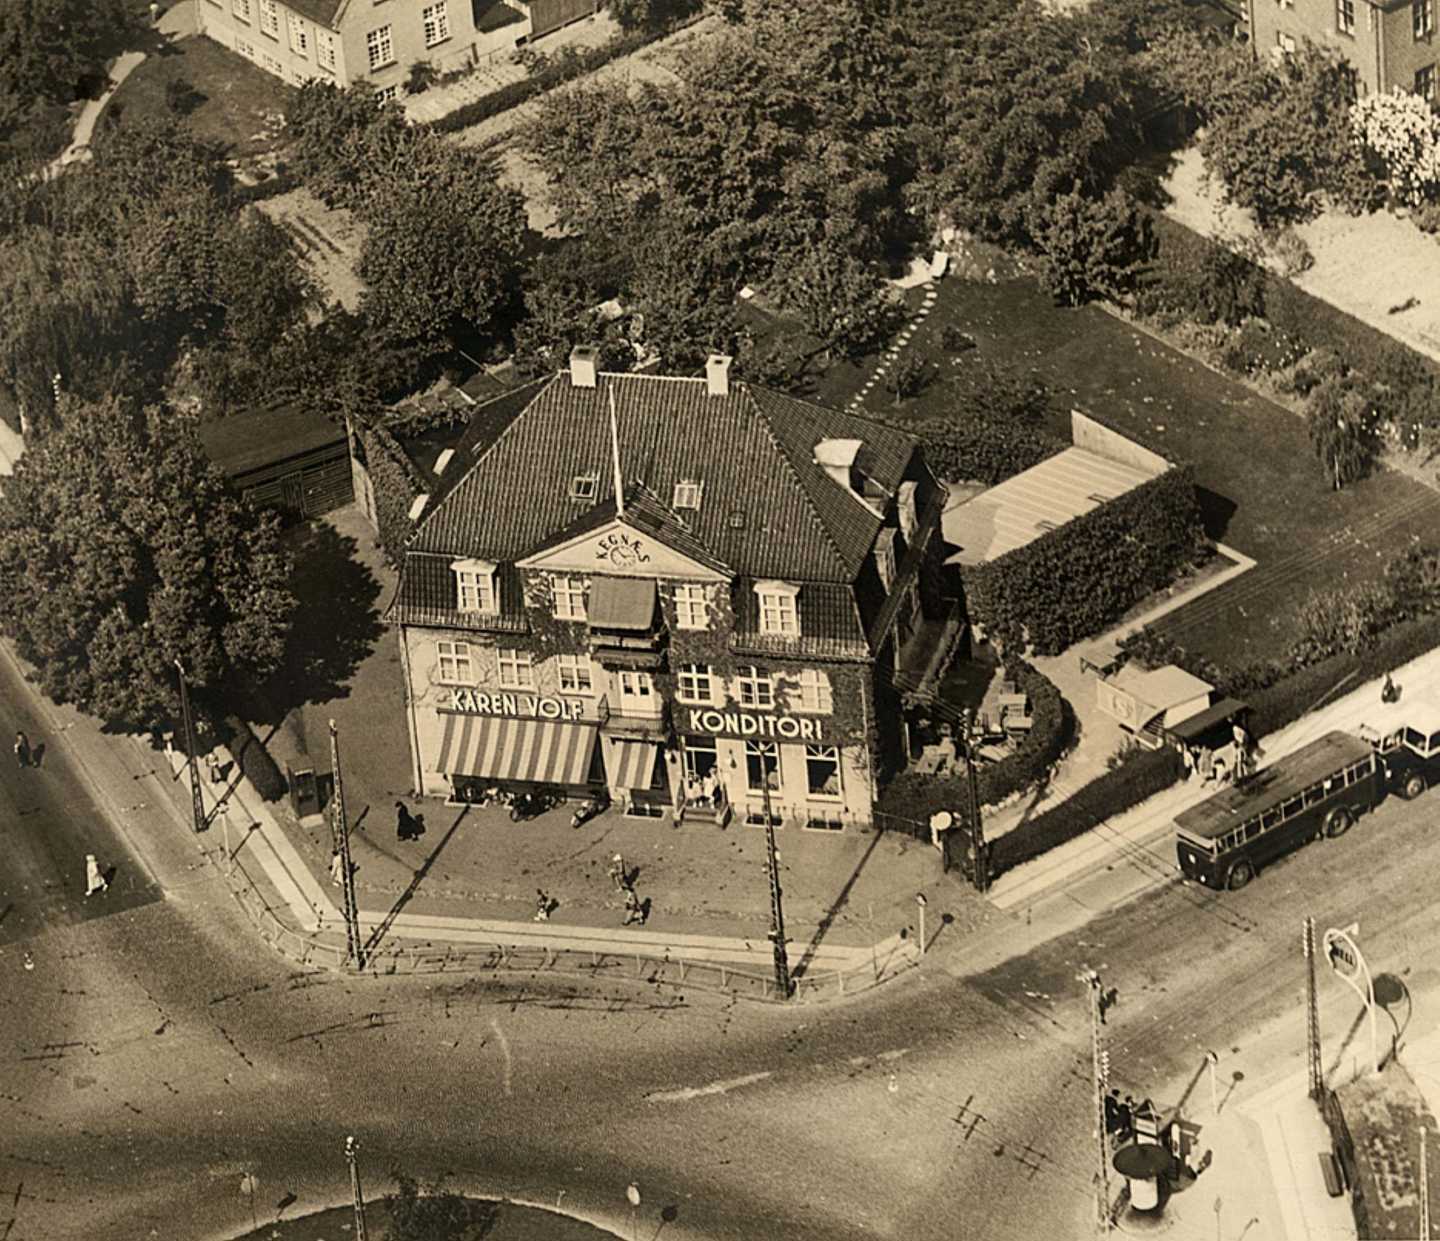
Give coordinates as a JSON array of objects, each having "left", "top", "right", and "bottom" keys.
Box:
[
  {"left": 0, "top": 652, "right": 162, "bottom": 947},
  {"left": 6, "top": 675, "right": 1440, "bottom": 1241}
]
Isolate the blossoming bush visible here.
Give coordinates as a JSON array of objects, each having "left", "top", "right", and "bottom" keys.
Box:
[{"left": 1350, "top": 90, "right": 1440, "bottom": 207}]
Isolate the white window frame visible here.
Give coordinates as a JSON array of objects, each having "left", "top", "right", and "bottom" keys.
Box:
[
  {"left": 617, "top": 669, "right": 660, "bottom": 715},
  {"left": 754, "top": 580, "right": 800, "bottom": 637},
  {"left": 452, "top": 559, "right": 498, "bottom": 615},
  {"left": 745, "top": 740, "right": 781, "bottom": 794},
  {"left": 287, "top": 11, "right": 309, "bottom": 55},
  {"left": 797, "top": 668, "right": 833, "bottom": 714},
  {"left": 556, "top": 654, "right": 594, "bottom": 695},
  {"left": 1417, "top": 63, "right": 1437, "bottom": 98},
  {"left": 1337, "top": 0, "right": 1355, "bottom": 33},
  {"left": 675, "top": 663, "right": 714, "bottom": 705},
  {"left": 737, "top": 665, "right": 774, "bottom": 709},
  {"left": 436, "top": 640, "right": 474, "bottom": 685},
  {"left": 673, "top": 584, "right": 709, "bottom": 631},
  {"left": 366, "top": 24, "right": 395, "bottom": 71},
  {"left": 422, "top": 0, "right": 450, "bottom": 46},
  {"left": 552, "top": 576, "right": 587, "bottom": 621},
  {"left": 496, "top": 648, "right": 534, "bottom": 690},
  {"left": 805, "top": 744, "right": 843, "bottom": 800},
  {"left": 570, "top": 472, "right": 599, "bottom": 500},
  {"left": 1418, "top": 0, "right": 1435, "bottom": 38},
  {"left": 375, "top": 83, "right": 399, "bottom": 103},
  {"left": 316, "top": 29, "right": 337, "bottom": 72},
  {"left": 258, "top": 0, "right": 279, "bottom": 37},
  {"left": 261, "top": 51, "right": 283, "bottom": 73},
  {"left": 235, "top": 37, "right": 256, "bottom": 58},
  {"left": 673, "top": 479, "right": 703, "bottom": 510},
  {"left": 232, "top": 0, "right": 252, "bottom": 20}
]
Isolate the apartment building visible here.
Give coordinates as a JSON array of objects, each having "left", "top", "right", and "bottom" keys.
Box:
[{"left": 1248, "top": 0, "right": 1440, "bottom": 98}]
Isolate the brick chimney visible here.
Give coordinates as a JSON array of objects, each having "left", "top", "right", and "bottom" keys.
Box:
[
  {"left": 705, "top": 353, "right": 732, "bottom": 398},
  {"left": 569, "top": 345, "right": 599, "bottom": 389}
]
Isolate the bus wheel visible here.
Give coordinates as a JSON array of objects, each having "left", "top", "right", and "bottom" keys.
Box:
[
  {"left": 1403, "top": 773, "right": 1427, "bottom": 801},
  {"left": 1324, "top": 806, "right": 1353, "bottom": 838},
  {"left": 1226, "top": 860, "right": 1254, "bottom": 890}
]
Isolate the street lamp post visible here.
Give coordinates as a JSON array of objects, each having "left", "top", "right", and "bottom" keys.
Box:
[
  {"left": 173, "top": 659, "right": 207, "bottom": 835},
  {"left": 916, "top": 892, "right": 928, "bottom": 956},
  {"left": 345, "top": 1136, "right": 368, "bottom": 1241},
  {"left": 1206, "top": 1050, "right": 1219, "bottom": 1116},
  {"left": 759, "top": 745, "right": 791, "bottom": 1000},
  {"left": 959, "top": 709, "right": 989, "bottom": 893},
  {"left": 329, "top": 719, "right": 363, "bottom": 970},
  {"left": 1079, "top": 966, "right": 1112, "bottom": 1234},
  {"left": 625, "top": 1182, "right": 641, "bottom": 1241},
  {"left": 1324, "top": 922, "right": 1379, "bottom": 1077}
]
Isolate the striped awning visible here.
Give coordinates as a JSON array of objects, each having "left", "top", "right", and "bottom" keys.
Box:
[
  {"left": 435, "top": 714, "right": 599, "bottom": 785},
  {"left": 607, "top": 738, "right": 659, "bottom": 790}
]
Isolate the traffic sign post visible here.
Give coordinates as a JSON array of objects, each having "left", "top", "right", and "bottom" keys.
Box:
[{"left": 1323, "top": 922, "right": 1379, "bottom": 1077}]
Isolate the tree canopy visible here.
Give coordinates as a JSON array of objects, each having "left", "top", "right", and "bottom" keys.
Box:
[{"left": 0, "top": 397, "right": 295, "bottom": 729}]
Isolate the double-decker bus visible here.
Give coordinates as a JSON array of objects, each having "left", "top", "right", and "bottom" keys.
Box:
[{"left": 1174, "top": 730, "right": 1381, "bottom": 890}]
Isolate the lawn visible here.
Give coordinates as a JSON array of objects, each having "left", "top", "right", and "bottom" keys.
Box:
[
  {"left": 110, "top": 33, "right": 294, "bottom": 160},
  {"left": 829, "top": 274, "right": 1440, "bottom": 668}
]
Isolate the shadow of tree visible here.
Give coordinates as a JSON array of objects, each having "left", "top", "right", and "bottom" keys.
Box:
[{"left": 241, "top": 519, "right": 386, "bottom": 729}]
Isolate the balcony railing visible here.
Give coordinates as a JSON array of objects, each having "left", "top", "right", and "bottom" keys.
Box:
[{"left": 603, "top": 697, "right": 671, "bottom": 738}]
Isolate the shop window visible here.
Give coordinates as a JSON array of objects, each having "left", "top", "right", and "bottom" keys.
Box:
[
  {"left": 673, "top": 583, "right": 708, "bottom": 630},
  {"left": 436, "top": 640, "right": 473, "bottom": 685},
  {"left": 745, "top": 740, "right": 780, "bottom": 794},
  {"left": 497, "top": 648, "right": 534, "bottom": 690},
  {"left": 755, "top": 580, "right": 800, "bottom": 637},
  {"left": 556, "top": 654, "right": 593, "bottom": 694},
  {"left": 805, "top": 745, "right": 842, "bottom": 799},
  {"left": 553, "top": 575, "right": 587, "bottom": 621},
  {"left": 682, "top": 737, "right": 718, "bottom": 783},
  {"left": 676, "top": 663, "right": 714, "bottom": 704},
  {"left": 737, "top": 665, "right": 774, "bottom": 709},
  {"left": 797, "top": 668, "right": 832, "bottom": 713},
  {"left": 452, "top": 558, "right": 497, "bottom": 614}
]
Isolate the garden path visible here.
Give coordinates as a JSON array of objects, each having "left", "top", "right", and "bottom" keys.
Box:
[{"left": 1161, "top": 143, "right": 1440, "bottom": 366}]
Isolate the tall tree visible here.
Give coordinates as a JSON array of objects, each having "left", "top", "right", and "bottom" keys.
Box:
[
  {"left": 0, "top": 397, "right": 295, "bottom": 729},
  {"left": 0, "top": 0, "right": 136, "bottom": 107}
]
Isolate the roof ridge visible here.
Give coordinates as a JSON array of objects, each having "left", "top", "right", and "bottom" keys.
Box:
[{"left": 741, "top": 384, "right": 852, "bottom": 578}]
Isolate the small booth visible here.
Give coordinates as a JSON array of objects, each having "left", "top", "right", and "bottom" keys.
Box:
[
  {"left": 1094, "top": 662, "right": 1250, "bottom": 781},
  {"left": 1113, "top": 1140, "right": 1172, "bottom": 1214}
]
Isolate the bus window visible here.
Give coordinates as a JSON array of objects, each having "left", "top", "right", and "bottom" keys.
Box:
[
  {"left": 1281, "top": 795, "right": 1304, "bottom": 818},
  {"left": 1261, "top": 809, "right": 1280, "bottom": 831},
  {"left": 1302, "top": 786, "right": 1322, "bottom": 807}
]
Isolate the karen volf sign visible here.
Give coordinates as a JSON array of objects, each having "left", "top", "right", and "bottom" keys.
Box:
[
  {"left": 686, "top": 708, "right": 823, "bottom": 742},
  {"left": 448, "top": 688, "right": 586, "bottom": 721}
]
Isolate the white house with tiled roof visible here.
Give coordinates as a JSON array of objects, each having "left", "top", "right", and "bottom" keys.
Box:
[
  {"left": 391, "top": 349, "right": 965, "bottom": 830},
  {"left": 195, "top": 0, "right": 559, "bottom": 96}
]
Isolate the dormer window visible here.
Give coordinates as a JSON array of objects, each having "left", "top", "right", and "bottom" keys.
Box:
[
  {"left": 673, "top": 584, "right": 709, "bottom": 630},
  {"left": 451, "top": 558, "right": 498, "bottom": 615},
  {"left": 673, "top": 479, "right": 703, "bottom": 511},
  {"left": 875, "top": 530, "right": 896, "bottom": 591},
  {"left": 754, "top": 580, "right": 800, "bottom": 637},
  {"left": 570, "top": 472, "right": 598, "bottom": 500}
]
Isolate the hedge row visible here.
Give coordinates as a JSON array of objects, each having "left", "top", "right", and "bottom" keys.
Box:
[
  {"left": 874, "top": 660, "right": 1072, "bottom": 826},
  {"left": 910, "top": 415, "right": 1063, "bottom": 488},
  {"left": 990, "top": 745, "right": 1185, "bottom": 877},
  {"left": 422, "top": 15, "right": 703, "bottom": 137},
  {"left": 355, "top": 418, "right": 429, "bottom": 565},
  {"left": 962, "top": 465, "right": 1207, "bottom": 655},
  {"left": 214, "top": 713, "right": 288, "bottom": 803},
  {"left": 1147, "top": 211, "right": 1440, "bottom": 389}
]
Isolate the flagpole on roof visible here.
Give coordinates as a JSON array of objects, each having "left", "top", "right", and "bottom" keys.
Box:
[{"left": 608, "top": 382, "right": 625, "bottom": 518}]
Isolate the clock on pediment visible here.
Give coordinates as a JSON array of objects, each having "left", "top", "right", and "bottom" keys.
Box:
[{"left": 596, "top": 531, "right": 650, "bottom": 570}]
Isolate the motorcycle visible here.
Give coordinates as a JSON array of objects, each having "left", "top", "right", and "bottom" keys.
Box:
[
  {"left": 509, "top": 788, "right": 560, "bottom": 822},
  {"left": 569, "top": 791, "right": 610, "bottom": 829}
]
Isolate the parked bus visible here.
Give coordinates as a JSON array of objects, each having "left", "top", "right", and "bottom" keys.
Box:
[{"left": 1174, "top": 730, "right": 1381, "bottom": 890}]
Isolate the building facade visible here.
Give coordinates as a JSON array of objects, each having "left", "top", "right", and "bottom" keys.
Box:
[
  {"left": 390, "top": 351, "right": 963, "bottom": 833},
  {"left": 195, "top": 0, "right": 555, "bottom": 96},
  {"left": 1247, "top": 0, "right": 1440, "bottom": 99}
]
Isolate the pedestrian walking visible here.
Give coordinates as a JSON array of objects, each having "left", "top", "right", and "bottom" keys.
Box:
[
  {"left": 1382, "top": 671, "right": 1401, "bottom": 704},
  {"left": 14, "top": 731, "right": 31, "bottom": 769},
  {"left": 84, "top": 853, "right": 108, "bottom": 898},
  {"left": 205, "top": 752, "right": 222, "bottom": 785},
  {"left": 608, "top": 853, "right": 627, "bottom": 892},
  {"left": 329, "top": 848, "right": 345, "bottom": 888},
  {"left": 622, "top": 884, "right": 646, "bottom": 926},
  {"left": 533, "top": 889, "right": 550, "bottom": 922},
  {"left": 395, "top": 801, "right": 414, "bottom": 841},
  {"left": 149, "top": 1, "right": 161, "bottom": 25}
]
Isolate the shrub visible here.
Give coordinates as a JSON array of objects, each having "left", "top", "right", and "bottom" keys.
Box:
[
  {"left": 1269, "top": 227, "right": 1314, "bottom": 278},
  {"left": 406, "top": 61, "right": 438, "bottom": 96},
  {"left": 215, "top": 713, "right": 287, "bottom": 803},
  {"left": 164, "top": 77, "right": 202, "bottom": 117},
  {"left": 1349, "top": 89, "right": 1440, "bottom": 208},
  {"left": 1413, "top": 200, "right": 1440, "bottom": 234},
  {"left": 889, "top": 353, "right": 934, "bottom": 403},
  {"left": 1288, "top": 581, "right": 1396, "bottom": 664},
  {"left": 940, "top": 323, "right": 977, "bottom": 353},
  {"left": 1032, "top": 186, "right": 1146, "bottom": 307},
  {"left": 990, "top": 745, "right": 1184, "bottom": 876},
  {"left": 1306, "top": 372, "right": 1381, "bottom": 489},
  {"left": 963, "top": 466, "right": 1208, "bottom": 655}
]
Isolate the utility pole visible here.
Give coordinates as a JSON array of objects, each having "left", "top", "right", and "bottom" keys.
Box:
[
  {"left": 1305, "top": 916, "right": 1323, "bottom": 1101},
  {"left": 329, "top": 719, "right": 363, "bottom": 969},
  {"left": 1421, "top": 1124, "right": 1431, "bottom": 1241},
  {"left": 173, "top": 660, "right": 207, "bottom": 834},
  {"left": 759, "top": 746, "right": 791, "bottom": 1000},
  {"left": 345, "top": 1135, "right": 368, "bottom": 1241},
  {"left": 1079, "top": 966, "right": 1112, "bottom": 1233},
  {"left": 958, "top": 709, "right": 989, "bottom": 892}
]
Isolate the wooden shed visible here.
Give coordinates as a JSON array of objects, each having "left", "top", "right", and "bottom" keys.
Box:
[{"left": 198, "top": 406, "right": 352, "bottom": 519}]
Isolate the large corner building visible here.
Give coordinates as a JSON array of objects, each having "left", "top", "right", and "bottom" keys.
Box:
[{"left": 391, "top": 350, "right": 963, "bottom": 832}]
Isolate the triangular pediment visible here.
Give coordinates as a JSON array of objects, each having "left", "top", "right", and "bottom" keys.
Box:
[{"left": 516, "top": 518, "right": 729, "bottom": 582}]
